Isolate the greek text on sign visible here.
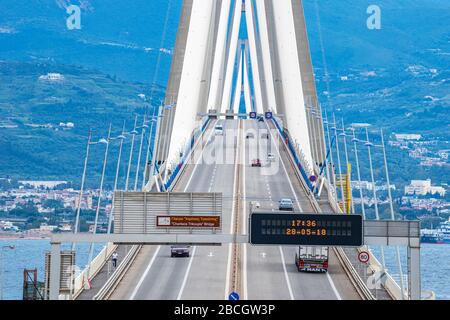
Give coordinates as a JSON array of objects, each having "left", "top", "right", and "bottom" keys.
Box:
[{"left": 157, "top": 216, "right": 221, "bottom": 228}]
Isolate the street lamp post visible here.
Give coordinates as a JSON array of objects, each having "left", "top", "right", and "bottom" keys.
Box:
[
  {"left": 340, "top": 119, "right": 355, "bottom": 214},
  {"left": 350, "top": 127, "right": 366, "bottom": 219},
  {"left": 72, "top": 130, "right": 113, "bottom": 251},
  {"left": 134, "top": 116, "right": 149, "bottom": 191},
  {"left": 142, "top": 108, "right": 158, "bottom": 189},
  {"left": 125, "top": 116, "right": 138, "bottom": 191},
  {"left": 380, "top": 129, "right": 406, "bottom": 299},
  {"left": 332, "top": 113, "right": 346, "bottom": 213},
  {"left": 107, "top": 122, "right": 127, "bottom": 234},
  {"left": 149, "top": 104, "right": 164, "bottom": 179},
  {"left": 0, "top": 245, "right": 15, "bottom": 300},
  {"left": 365, "top": 127, "right": 386, "bottom": 269},
  {"left": 324, "top": 112, "right": 337, "bottom": 194},
  {"left": 72, "top": 130, "right": 92, "bottom": 251},
  {"left": 86, "top": 124, "right": 112, "bottom": 280}
]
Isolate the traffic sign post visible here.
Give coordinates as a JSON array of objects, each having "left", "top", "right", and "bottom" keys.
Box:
[
  {"left": 358, "top": 251, "right": 370, "bottom": 292},
  {"left": 265, "top": 112, "right": 273, "bottom": 120},
  {"left": 249, "top": 112, "right": 257, "bottom": 119},
  {"left": 358, "top": 251, "right": 370, "bottom": 264},
  {"left": 228, "top": 292, "right": 240, "bottom": 300}
]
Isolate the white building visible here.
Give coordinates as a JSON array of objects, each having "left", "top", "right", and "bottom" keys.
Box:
[
  {"left": 351, "top": 181, "right": 395, "bottom": 191},
  {"left": 18, "top": 181, "right": 68, "bottom": 189},
  {"left": 39, "top": 73, "right": 65, "bottom": 82},
  {"left": 75, "top": 194, "right": 93, "bottom": 209},
  {"left": 39, "top": 223, "right": 58, "bottom": 232},
  {"left": 404, "top": 179, "right": 446, "bottom": 196},
  {"left": 59, "top": 224, "right": 72, "bottom": 232},
  {"left": 395, "top": 134, "right": 422, "bottom": 141},
  {"left": 0, "top": 221, "right": 16, "bottom": 231},
  {"left": 59, "top": 122, "right": 75, "bottom": 128}
]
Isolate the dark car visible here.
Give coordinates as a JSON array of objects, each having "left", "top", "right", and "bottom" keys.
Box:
[
  {"left": 170, "top": 246, "right": 190, "bottom": 257},
  {"left": 251, "top": 159, "right": 262, "bottom": 167}
]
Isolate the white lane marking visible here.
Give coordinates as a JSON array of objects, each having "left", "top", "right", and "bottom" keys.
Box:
[
  {"left": 242, "top": 120, "right": 248, "bottom": 300},
  {"left": 267, "top": 122, "right": 305, "bottom": 301},
  {"left": 326, "top": 272, "right": 342, "bottom": 300},
  {"left": 129, "top": 245, "right": 161, "bottom": 300},
  {"left": 177, "top": 246, "right": 197, "bottom": 300},
  {"left": 278, "top": 246, "right": 294, "bottom": 300},
  {"left": 224, "top": 243, "right": 233, "bottom": 299},
  {"left": 177, "top": 162, "right": 218, "bottom": 299},
  {"left": 268, "top": 121, "right": 342, "bottom": 301},
  {"left": 265, "top": 122, "right": 303, "bottom": 211},
  {"left": 130, "top": 123, "right": 216, "bottom": 300},
  {"left": 243, "top": 243, "right": 248, "bottom": 300},
  {"left": 184, "top": 123, "right": 216, "bottom": 190},
  {"left": 225, "top": 120, "right": 241, "bottom": 299}
]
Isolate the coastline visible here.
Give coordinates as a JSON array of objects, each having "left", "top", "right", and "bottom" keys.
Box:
[{"left": 0, "top": 232, "right": 51, "bottom": 240}]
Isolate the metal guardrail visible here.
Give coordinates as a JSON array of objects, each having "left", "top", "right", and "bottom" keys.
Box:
[
  {"left": 333, "top": 247, "right": 375, "bottom": 300},
  {"left": 270, "top": 118, "right": 376, "bottom": 300},
  {"left": 357, "top": 246, "right": 407, "bottom": 300},
  {"left": 422, "top": 290, "right": 436, "bottom": 300},
  {"left": 93, "top": 245, "right": 142, "bottom": 300},
  {"left": 93, "top": 120, "right": 214, "bottom": 300},
  {"left": 72, "top": 243, "right": 117, "bottom": 300}
]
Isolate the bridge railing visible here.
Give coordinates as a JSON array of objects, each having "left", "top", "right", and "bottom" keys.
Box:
[
  {"left": 71, "top": 242, "right": 117, "bottom": 299},
  {"left": 271, "top": 116, "right": 314, "bottom": 191},
  {"left": 164, "top": 116, "right": 211, "bottom": 190},
  {"left": 270, "top": 116, "right": 390, "bottom": 300},
  {"left": 90, "top": 117, "right": 214, "bottom": 300},
  {"left": 93, "top": 245, "right": 142, "bottom": 300},
  {"left": 357, "top": 246, "right": 407, "bottom": 300}
]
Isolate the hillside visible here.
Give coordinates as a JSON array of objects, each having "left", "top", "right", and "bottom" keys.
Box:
[
  {"left": 0, "top": 0, "right": 448, "bottom": 187},
  {"left": 0, "top": 61, "right": 164, "bottom": 187}
]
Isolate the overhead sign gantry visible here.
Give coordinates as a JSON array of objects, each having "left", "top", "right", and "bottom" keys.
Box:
[{"left": 249, "top": 212, "right": 363, "bottom": 246}]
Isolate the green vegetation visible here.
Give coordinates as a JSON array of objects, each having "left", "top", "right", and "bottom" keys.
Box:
[{"left": 0, "top": 61, "right": 165, "bottom": 187}]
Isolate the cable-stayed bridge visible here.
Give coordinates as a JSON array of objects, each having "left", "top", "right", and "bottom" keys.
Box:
[{"left": 42, "top": 0, "right": 426, "bottom": 301}]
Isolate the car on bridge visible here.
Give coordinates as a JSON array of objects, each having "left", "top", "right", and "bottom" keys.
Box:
[
  {"left": 215, "top": 124, "right": 224, "bottom": 135},
  {"left": 278, "top": 198, "right": 294, "bottom": 211},
  {"left": 267, "top": 153, "right": 275, "bottom": 162},
  {"left": 251, "top": 159, "right": 262, "bottom": 167},
  {"left": 246, "top": 132, "right": 254, "bottom": 139},
  {"left": 170, "top": 246, "right": 190, "bottom": 258}
]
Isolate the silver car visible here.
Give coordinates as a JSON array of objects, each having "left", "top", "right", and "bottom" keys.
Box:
[{"left": 279, "top": 198, "right": 294, "bottom": 211}]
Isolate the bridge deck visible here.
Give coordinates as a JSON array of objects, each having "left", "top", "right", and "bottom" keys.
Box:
[{"left": 107, "top": 119, "right": 364, "bottom": 300}]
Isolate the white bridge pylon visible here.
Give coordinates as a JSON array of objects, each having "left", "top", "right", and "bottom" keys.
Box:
[{"left": 161, "top": 0, "right": 320, "bottom": 177}]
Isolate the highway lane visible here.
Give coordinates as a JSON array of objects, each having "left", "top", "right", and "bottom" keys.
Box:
[
  {"left": 127, "top": 119, "right": 239, "bottom": 300},
  {"left": 177, "top": 119, "right": 239, "bottom": 300},
  {"left": 243, "top": 119, "right": 295, "bottom": 300},
  {"left": 243, "top": 119, "right": 348, "bottom": 300},
  {"left": 112, "top": 118, "right": 359, "bottom": 300},
  {"left": 265, "top": 120, "right": 359, "bottom": 300}
]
